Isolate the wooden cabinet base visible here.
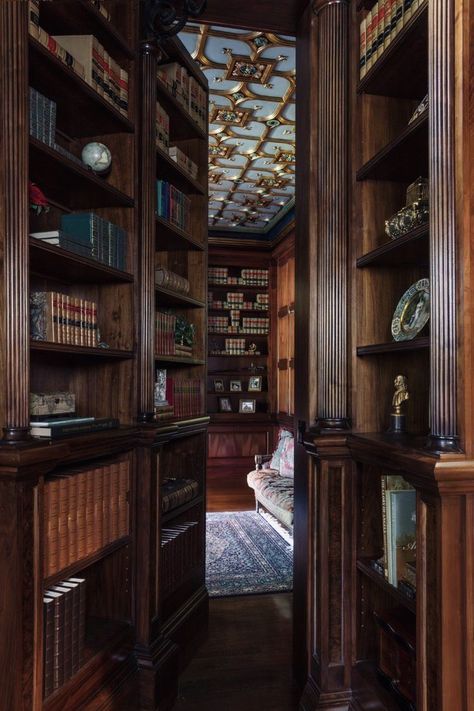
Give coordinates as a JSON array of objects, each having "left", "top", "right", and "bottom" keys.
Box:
[{"left": 136, "top": 638, "right": 180, "bottom": 711}]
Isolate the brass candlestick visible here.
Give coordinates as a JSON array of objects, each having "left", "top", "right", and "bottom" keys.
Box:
[{"left": 388, "top": 374, "right": 409, "bottom": 433}]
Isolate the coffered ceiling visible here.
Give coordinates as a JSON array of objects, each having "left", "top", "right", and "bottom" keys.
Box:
[{"left": 180, "top": 24, "right": 296, "bottom": 234}]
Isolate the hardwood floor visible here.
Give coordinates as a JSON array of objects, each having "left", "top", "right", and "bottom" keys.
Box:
[
  {"left": 172, "top": 593, "right": 299, "bottom": 710},
  {"left": 207, "top": 471, "right": 255, "bottom": 512}
]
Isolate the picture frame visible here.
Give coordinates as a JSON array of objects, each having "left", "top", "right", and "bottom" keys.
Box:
[
  {"left": 218, "top": 397, "right": 233, "bottom": 412},
  {"left": 213, "top": 378, "right": 225, "bottom": 392},
  {"left": 230, "top": 379, "right": 242, "bottom": 392},
  {"left": 239, "top": 398, "right": 256, "bottom": 414},
  {"left": 248, "top": 375, "right": 262, "bottom": 392}
]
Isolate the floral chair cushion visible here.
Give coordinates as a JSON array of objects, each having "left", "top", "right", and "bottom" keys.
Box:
[{"left": 269, "top": 429, "right": 293, "bottom": 471}]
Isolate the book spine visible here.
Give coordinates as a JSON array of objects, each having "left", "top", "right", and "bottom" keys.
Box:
[
  {"left": 43, "top": 597, "right": 55, "bottom": 697},
  {"left": 85, "top": 469, "right": 95, "bottom": 556},
  {"left": 118, "top": 460, "right": 129, "bottom": 537},
  {"left": 57, "top": 478, "right": 69, "bottom": 571},
  {"left": 76, "top": 471, "right": 87, "bottom": 561},
  {"left": 110, "top": 461, "right": 119, "bottom": 541},
  {"left": 94, "top": 466, "right": 104, "bottom": 550}
]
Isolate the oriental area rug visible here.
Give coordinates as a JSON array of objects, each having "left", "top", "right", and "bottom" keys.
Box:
[{"left": 206, "top": 511, "right": 293, "bottom": 597}]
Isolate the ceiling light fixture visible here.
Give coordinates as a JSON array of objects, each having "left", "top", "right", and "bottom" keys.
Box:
[{"left": 143, "top": 0, "right": 207, "bottom": 44}]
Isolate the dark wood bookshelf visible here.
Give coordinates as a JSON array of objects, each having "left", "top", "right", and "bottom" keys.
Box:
[
  {"left": 43, "top": 619, "right": 133, "bottom": 710},
  {"left": 30, "top": 238, "right": 134, "bottom": 283},
  {"left": 356, "top": 112, "right": 428, "bottom": 182},
  {"left": 156, "top": 80, "right": 207, "bottom": 141},
  {"left": 44, "top": 536, "right": 131, "bottom": 588},
  {"left": 208, "top": 353, "right": 268, "bottom": 358},
  {"left": 208, "top": 307, "right": 269, "bottom": 314},
  {"left": 156, "top": 145, "right": 206, "bottom": 195},
  {"left": 208, "top": 390, "right": 268, "bottom": 396},
  {"left": 29, "top": 37, "right": 134, "bottom": 136},
  {"left": 209, "top": 369, "right": 268, "bottom": 376},
  {"left": 208, "top": 332, "right": 269, "bottom": 337},
  {"left": 155, "top": 286, "right": 205, "bottom": 309},
  {"left": 154, "top": 355, "right": 206, "bottom": 366},
  {"left": 356, "top": 337, "right": 429, "bottom": 356},
  {"left": 161, "top": 495, "right": 204, "bottom": 524},
  {"left": 356, "top": 224, "right": 429, "bottom": 268},
  {"left": 155, "top": 215, "right": 204, "bottom": 251},
  {"left": 357, "top": 3, "right": 428, "bottom": 100},
  {"left": 29, "top": 138, "right": 135, "bottom": 209},
  {"left": 208, "top": 283, "right": 269, "bottom": 292},
  {"left": 356, "top": 558, "right": 416, "bottom": 614},
  {"left": 210, "top": 412, "right": 273, "bottom": 423},
  {"left": 30, "top": 341, "right": 135, "bottom": 359},
  {"left": 39, "top": 0, "right": 134, "bottom": 60}
]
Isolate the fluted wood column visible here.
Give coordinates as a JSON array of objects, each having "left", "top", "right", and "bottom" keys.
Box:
[
  {"left": 0, "top": 3, "right": 30, "bottom": 441},
  {"left": 138, "top": 44, "right": 159, "bottom": 422},
  {"left": 314, "top": 0, "right": 350, "bottom": 431},
  {"left": 427, "top": 0, "right": 460, "bottom": 452}
]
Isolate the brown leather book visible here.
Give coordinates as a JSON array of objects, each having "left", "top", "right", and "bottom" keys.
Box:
[
  {"left": 85, "top": 468, "right": 95, "bottom": 556},
  {"left": 60, "top": 579, "right": 81, "bottom": 674},
  {"left": 50, "top": 585, "right": 73, "bottom": 682},
  {"left": 110, "top": 461, "right": 119, "bottom": 541},
  {"left": 43, "top": 596, "right": 55, "bottom": 698},
  {"left": 68, "top": 577, "right": 86, "bottom": 664},
  {"left": 76, "top": 471, "right": 87, "bottom": 560},
  {"left": 45, "top": 478, "right": 60, "bottom": 577},
  {"left": 93, "top": 465, "right": 104, "bottom": 550},
  {"left": 118, "top": 460, "right": 129, "bottom": 537},
  {"left": 43, "top": 590, "right": 65, "bottom": 690}
]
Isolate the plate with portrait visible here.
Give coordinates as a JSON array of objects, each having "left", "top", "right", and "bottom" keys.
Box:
[{"left": 391, "top": 278, "right": 430, "bottom": 342}]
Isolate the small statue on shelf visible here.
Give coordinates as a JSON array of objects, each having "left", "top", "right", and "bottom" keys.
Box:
[{"left": 388, "top": 374, "right": 409, "bottom": 433}]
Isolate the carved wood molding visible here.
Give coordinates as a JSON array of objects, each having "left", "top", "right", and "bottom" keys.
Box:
[
  {"left": 138, "top": 49, "right": 158, "bottom": 422},
  {"left": 0, "top": 4, "right": 30, "bottom": 441},
  {"left": 427, "top": 0, "right": 460, "bottom": 452},
  {"left": 314, "top": 0, "right": 350, "bottom": 431}
]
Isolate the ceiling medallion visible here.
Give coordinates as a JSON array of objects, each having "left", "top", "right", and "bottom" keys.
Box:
[
  {"left": 209, "top": 172, "right": 224, "bottom": 184},
  {"left": 243, "top": 196, "right": 272, "bottom": 208},
  {"left": 225, "top": 55, "right": 275, "bottom": 85},
  {"left": 209, "top": 144, "right": 235, "bottom": 159},
  {"left": 274, "top": 150, "right": 296, "bottom": 164},
  {"left": 255, "top": 175, "right": 287, "bottom": 189},
  {"left": 210, "top": 107, "right": 251, "bottom": 126},
  {"left": 266, "top": 119, "right": 280, "bottom": 128},
  {"left": 252, "top": 35, "right": 271, "bottom": 50}
]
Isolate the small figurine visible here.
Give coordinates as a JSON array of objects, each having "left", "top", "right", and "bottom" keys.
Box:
[{"left": 389, "top": 374, "right": 409, "bottom": 433}]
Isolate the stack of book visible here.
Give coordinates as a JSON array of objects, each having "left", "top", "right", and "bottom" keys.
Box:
[
  {"left": 241, "top": 317, "right": 269, "bottom": 334},
  {"left": 208, "top": 267, "right": 228, "bottom": 285},
  {"left": 31, "top": 415, "right": 119, "bottom": 440},
  {"left": 156, "top": 180, "right": 191, "bottom": 232},
  {"left": 256, "top": 293, "right": 269, "bottom": 309},
  {"left": 161, "top": 520, "right": 201, "bottom": 597},
  {"left": 240, "top": 268, "right": 269, "bottom": 286},
  {"left": 30, "top": 291, "right": 99, "bottom": 347},
  {"left": 28, "top": 2, "right": 86, "bottom": 81},
  {"left": 155, "top": 267, "right": 190, "bottom": 294},
  {"left": 52, "top": 34, "right": 129, "bottom": 116},
  {"left": 359, "top": 0, "right": 425, "bottom": 80},
  {"left": 161, "top": 478, "right": 199, "bottom": 513},
  {"left": 155, "top": 312, "right": 177, "bottom": 355},
  {"left": 168, "top": 378, "right": 203, "bottom": 417},
  {"left": 44, "top": 460, "right": 130, "bottom": 576},
  {"left": 156, "top": 101, "right": 170, "bottom": 152},
  {"left": 208, "top": 316, "right": 230, "bottom": 333},
  {"left": 157, "top": 62, "right": 207, "bottom": 132},
  {"left": 208, "top": 294, "right": 269, "bottom": 311},
  {"left": 168, "top": 146, "right": 198, "bottom": 180},
  {"left": 370, "top": 474, "right": 416, "bottom": 598},
  {"left": 61, "top": 212, "right": 127, "bottom": 270},
  {"left": 227, "top": 292, "right": 244, "bottom": 307},
  {"left": 29, "top": 87, "right": 56, "bottom": 147},
  {"left": 44, "top": 577, "right": 86, "bottom": 697}
]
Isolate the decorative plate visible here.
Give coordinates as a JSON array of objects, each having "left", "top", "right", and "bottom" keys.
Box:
[{"left": 391, "top": 278, "right": 430, "bottom": 341}]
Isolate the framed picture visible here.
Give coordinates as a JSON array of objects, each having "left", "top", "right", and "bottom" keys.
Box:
[
  {"left": 230, "top": 379, "right": 242, "bottom": 392},
  {"left": 218, "top": 397, "right": 232, "bottom": 412},
  {"left": 213, "top": 378, "right": 225, "bottom": 392},
  {"left": 248, "top": 375, "right": 262, "bottom": 392},
  {"left": 239, "top": 398, "right": 256, "bottom": 414}
]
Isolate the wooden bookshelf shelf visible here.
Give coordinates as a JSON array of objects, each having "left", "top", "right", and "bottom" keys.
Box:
[
  {"left": 209, "top": 370, "right": 268, "bottom": 377},
  {"left": 156, "top": 80, "right": 207, "bottom": 141},
  {"left": 39, "top": 0, "right": 134, "bottom": 60},
  {"left": 156, "top": 145, "right": 206, "bottom": 195},
  {"left": 43, "top": 618, "right": 133, "bottom": 711},
  {"left": 208, "top": 332, "right": 269, "bottom": 337},
  {"left": 352, "top": 661, "right": 411, "bottom": 711},
  {"left": 356, "top": 337, "right": 429, "bottom": 356},
  {"left": 208, "top": 390, "right": 268, "bottom": 396},
  {"left": 30, "top": 238, "right": 134, "bottom": 283},
  {"left": 356, "top": 224, "right": 429, "bottom": 268},
  {"left": 356, "top": 112, "right": 428, "bottom": 182},
  {"left": 208, "top": 353, "right": 268, "bottom": 358},
  {"left": 30, "top": 341, "right": 135, "bottom": 359},
  {"left": 154, "top": 355, "right": 206, "bottom": 366},
  {"left": 155, "top": 215, "right": 204, "bottom": 251},
  {"left": 29, "top": 138, "right": 135, "bottom": 209},
  {"left": 210, "top": 412, "right": 272, "bottom": 423},
  {"left": 29, "top": 38, "right": 134, "bottom": 136},
  {"left": 161, "top": 495, "right": 204, "bottom": 524},
  {"left": 357, "top": 3, "right": 428, "bottom": 99},
  {"left": 208, "top": 307, "right": 269, "bottom": 314},
  {"left": 356, "top": 558, "right": 416, "bottom": 614},
  {"left": 155, "top": 286, "right": 205, "bottom": 309},
  {"left": 44, "top": 536, "right": 131, "bottom": 588}
]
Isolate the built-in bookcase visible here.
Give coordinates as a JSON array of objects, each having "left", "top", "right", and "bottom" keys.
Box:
[
  {"left": 350, "top": 2, "right": 427, "bottom": 708},
  {"left": 0, "top": 3, "right": 208, "bottom": 709}
]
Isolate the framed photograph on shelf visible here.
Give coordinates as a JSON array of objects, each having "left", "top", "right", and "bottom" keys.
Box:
[
  {"left": 239, "top": 398, "right": 256, "bottom": 414},
  {"left": 248, "top": 375, "right": 262, "bottom": 392},
  {"left": 214, "top": 378, "right": 225, "bottom": 392},
  {"left": 230, "top": 379, "right": 242, "bottom": 392},
  {"left": 218, "top": 397, "right": 233, "bottom": 412}
]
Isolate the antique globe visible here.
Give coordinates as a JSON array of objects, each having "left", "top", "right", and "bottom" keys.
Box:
[{"left": 81, "top": 142, "right": 112, "bottom": 174}]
